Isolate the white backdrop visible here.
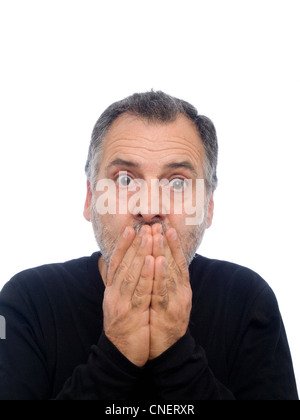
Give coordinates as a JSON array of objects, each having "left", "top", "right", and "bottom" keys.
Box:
[{"left": 0, "top": 0, "right": 299, "bottom": 391}]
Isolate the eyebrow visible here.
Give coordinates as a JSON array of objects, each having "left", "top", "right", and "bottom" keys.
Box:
[
  {"left": 106, "top": 158, "right": 141, "bottom": 171},
  {"left": 106, "top": 158, "right": 198, "bottom": 177},
  {"left": 163, "top": 161, "right": 198, "bottom": 177}
]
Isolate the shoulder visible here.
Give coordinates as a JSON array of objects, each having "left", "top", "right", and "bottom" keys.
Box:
[
  {"left": 0, "top": 253, "right": 101, "bottom": 303},
  {"left": 189, "top": 255, "right": 283, "bottom": 358},
  {"left": 190, "top": 254, "right": 277, "bottom": 311},
  {"left": 190, "top": 254, "right": 269, "bottom": 286}
]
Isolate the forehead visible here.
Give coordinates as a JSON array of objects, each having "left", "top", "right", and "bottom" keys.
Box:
[{"left": 100, "top": 113, "right": 205, "bottom": 173}]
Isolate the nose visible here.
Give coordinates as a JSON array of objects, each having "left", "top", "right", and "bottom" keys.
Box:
[
  {"left": 134, "top": 212, "right": 164, "bottom": 225},
  {"left": 129, "top": 178, "right": 167, "bottom": 225}
]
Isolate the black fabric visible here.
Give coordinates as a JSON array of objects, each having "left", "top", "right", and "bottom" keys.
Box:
[{"left": 0, "top": 252, "right": 298, "bottom": 400}]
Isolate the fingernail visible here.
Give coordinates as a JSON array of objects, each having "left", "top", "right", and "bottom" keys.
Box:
[{"left": 123, "top": 227, "right": 129, "bottom": 238}]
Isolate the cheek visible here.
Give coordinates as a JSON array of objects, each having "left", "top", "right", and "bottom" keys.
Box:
[
  {"left": 100, "top": 212, "right": 132, "bottom": 233},
  {"left": 167, "top": 213, "right": 188, "bottom": 233}
]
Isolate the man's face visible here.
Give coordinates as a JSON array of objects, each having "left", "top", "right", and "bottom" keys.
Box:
[{"left": 84, "top": 113, "right": 214, "bottom": 265}]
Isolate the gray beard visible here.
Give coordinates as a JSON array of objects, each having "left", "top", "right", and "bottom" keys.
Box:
[{"left": 90, "top": 198, "right": 208, "bottom": 267}]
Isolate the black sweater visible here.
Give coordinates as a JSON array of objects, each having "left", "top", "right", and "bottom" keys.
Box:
[{"left": 0, "top": 252, "right": 298, "bottom": 400}]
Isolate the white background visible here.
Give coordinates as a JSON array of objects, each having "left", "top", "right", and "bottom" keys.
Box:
[{"left": 0, "top": 0, "right": 299, "bottom": 392}]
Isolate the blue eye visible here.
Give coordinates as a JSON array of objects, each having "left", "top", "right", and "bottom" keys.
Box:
[
  {"left": 169, "top": 178, "right": 187, "bottom": 191},
  {"left": 116, "top": 174, "right": 134, "bottom": 187}
]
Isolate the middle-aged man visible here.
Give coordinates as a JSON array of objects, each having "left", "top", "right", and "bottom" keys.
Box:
[{"left": 0, "top": 91, "right": 298, "bottom": 400}]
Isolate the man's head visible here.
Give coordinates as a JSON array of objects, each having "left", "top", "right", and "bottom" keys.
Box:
[{"left": 84, "top": 91, "right": 218, "bottom": 265}]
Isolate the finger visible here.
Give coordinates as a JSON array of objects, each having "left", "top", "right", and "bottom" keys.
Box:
[
  {"left": 165, "top": 228, "right": 189, "bottom": 283},
  {"left": 153, "top": 229, "right": 177, "bottom": 268},
  {"left": 152, "top": 256, "right": 169, "bottom": 310},
  {"left": 152, "top": 232, "right": 165, "bottom": 258},
  {"left": 151, "top": 223, "right": 163, "bottom": 235},
  {"left": 106, "top": 226, "right": 136, "bottom": 285},
  {"left": 152, "top": 224, "right": 164, "bottom": 258},
  {"left": 107, "top": 226, "right": 145, "bottom": 286},
  {"left": 143, "top": 224, "right": 153, "bottom": 234},
  {"left": 154, "top": 228, "right": 189, "bottom": 287},
  {"left": 120, "top": 233, "right": 153, "bottom": 299},
  {"left": 132, "top": 255, "right": 154, "bottom": 309},
  {"left": 139, "top": 255, "right": 155, "bottom": 295}
]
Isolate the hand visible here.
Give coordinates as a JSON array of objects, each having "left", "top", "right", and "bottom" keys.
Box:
[
  {"left": 102, "top": 225, "right": 154, "bottom": 367},
  {"left": 149, "top": 224, "right": 192, "bottom": 360}
]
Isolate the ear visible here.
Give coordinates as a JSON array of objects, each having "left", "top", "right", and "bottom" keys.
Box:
[
  {"left": 83, "top": 180, "right": 93, "bottom": 222},
  {"left": 206, "top": 192, "right": 215, "bottom": 229}
]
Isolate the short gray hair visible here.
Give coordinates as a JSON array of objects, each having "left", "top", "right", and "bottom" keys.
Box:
[{"left": 85, "top": 91, "right": 218, "bottom": 193}]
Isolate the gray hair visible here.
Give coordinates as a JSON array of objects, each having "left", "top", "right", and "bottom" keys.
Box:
[{"left": 85, "top": 91, "right": 218, "bottom": 194}]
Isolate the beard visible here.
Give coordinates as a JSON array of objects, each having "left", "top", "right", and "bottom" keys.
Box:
[{"left": 90, "top": 197, "right": 209, "bottom": 267}]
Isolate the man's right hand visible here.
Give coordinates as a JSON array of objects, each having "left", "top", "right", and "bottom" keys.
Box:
[{"left": 102, "top": 225, "right": 154, "bottom": 367}]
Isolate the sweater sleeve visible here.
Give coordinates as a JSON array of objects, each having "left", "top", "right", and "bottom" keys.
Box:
[
  {"left": 0, "top": 280, "right": 142, "bottom": 400},
  {"left": 148, "top": 331, "right": 235, "bottom": 400},
  {"left": 55, "top": 333, "right": 143, "bottom": 400},
  {"left": 148, "top": 286, "right": 298, "bottom": 400},
  {"left": 228, "top": 286, "right": 298, "bottom": 400},
  {"left": 0, "top": 280, "right": 53, "bottom": 400}
]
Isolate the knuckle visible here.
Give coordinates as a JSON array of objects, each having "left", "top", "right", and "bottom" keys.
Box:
[
  {"left": 131, "top": 298, "right": 142, "bottom": 309},
  {"left": 159, "top": 295, "right": 169, "bottom": 310},
  {"left": 179, "top": 261, "right": 189, "bottom": 275},
  {"left": 169, "top": 260, "right": 182, "bottom": 279},
  {"left": 117, "top": 260, "right": 129, "bottom": 275},
  {"left": 120, "top": 272, "right": 136, "bottom": 294},
  {"left": 133, "top": 285, "right": 145, "bottom": 299},
  {"left": 156, "top": 290, "right": 169, "bottom": 310},
  {"left": 167, "top": 277, "right": 177, "bottom": 293},
  {"left": 125, "top": 270, "right": 136, "bottom": 284},
  {"left": 132, "top": 289, "right": 151, "bottom": 309},
  {"left": 169, "top": 259, "right": 178, "bottom": 272},
  {"left": 131, "top": 295, "right": 145, "bottom": 309}
]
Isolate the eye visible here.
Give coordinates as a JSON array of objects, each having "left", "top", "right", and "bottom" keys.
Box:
[
  {"left": 116, "top": 173, "right": 135, "bottom": 188},
  {"left": 169, "top": 178, "right": 187, "bottom": 191}
]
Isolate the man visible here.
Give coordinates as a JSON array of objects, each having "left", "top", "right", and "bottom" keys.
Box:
[{"left": 0, "top": 91, "right": 298, "bottom": 400}]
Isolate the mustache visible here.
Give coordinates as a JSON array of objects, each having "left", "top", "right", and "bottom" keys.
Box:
[{"left": 133, "top": 220, "right": 168, "bottom": 235}]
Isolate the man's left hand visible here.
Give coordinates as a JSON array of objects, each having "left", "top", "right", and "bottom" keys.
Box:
[{"left": 149, "top": 224, "right": 192, "bottom": 360}]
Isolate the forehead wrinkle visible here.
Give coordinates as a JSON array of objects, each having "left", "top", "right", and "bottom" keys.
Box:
[
  {"left": 107, "top": 149, "right": 203, "bottom": 172},
  {"left": 103, "top": 140, "right": 205, "bottom": 175},
  {"left": 104, "top": 141, "right": 203, "bottom": 166},
  {"left": 105, "top": 134, "right": 201, "bottom": 153}
]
